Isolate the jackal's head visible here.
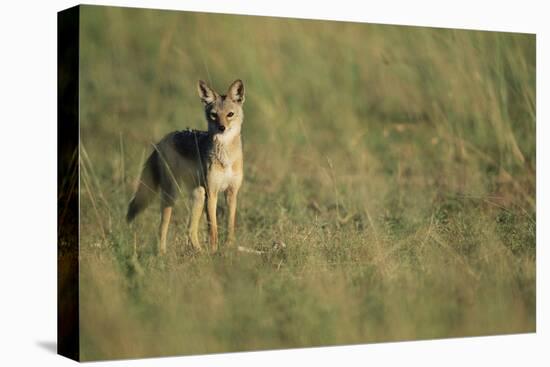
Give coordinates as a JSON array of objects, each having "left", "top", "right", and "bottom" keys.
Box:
[{"left": 197, "top": 79, "right": 245, "bottom": 141}]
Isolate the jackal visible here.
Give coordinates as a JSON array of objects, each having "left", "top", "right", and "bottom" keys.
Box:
[{"left": 127, "top": 79, "right": 245, "bottom": 254}]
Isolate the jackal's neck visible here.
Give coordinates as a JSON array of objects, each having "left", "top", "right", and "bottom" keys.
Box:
[{"left": 210, "top": 133, "right": 242, "bottom": 168}]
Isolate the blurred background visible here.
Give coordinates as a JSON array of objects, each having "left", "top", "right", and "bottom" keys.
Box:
[{"left": 77, "top": 5, "right": 535, "bottom": 360}]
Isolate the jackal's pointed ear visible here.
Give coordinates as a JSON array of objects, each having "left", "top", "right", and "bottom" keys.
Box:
[
  {"left": 227, "top": 79, "right": 245, "bottom": 104},
  {"left": 197, "top": 80, "right": 217, "bottom": 105}
]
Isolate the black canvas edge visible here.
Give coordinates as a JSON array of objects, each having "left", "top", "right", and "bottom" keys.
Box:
[{"left": 57, "top": 4, "right": 80, "bottom": 362}]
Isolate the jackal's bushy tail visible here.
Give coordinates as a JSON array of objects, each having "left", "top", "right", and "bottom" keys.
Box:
[{"left": 127, "top": 151, "right": 160, "bottom": 222}]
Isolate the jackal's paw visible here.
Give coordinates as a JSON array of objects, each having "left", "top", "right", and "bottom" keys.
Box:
[
  {"left": 188, "top": 246, "right": 203, "bottom": 256},
  {"left": 225, "top": 236, "right": 236, "bottom": 247},
  {"left": 189, "top": 245, "right": 203, "bottom": 257},
  {"left": 187, "top": 235, "right": 203, "bottom": 253}
]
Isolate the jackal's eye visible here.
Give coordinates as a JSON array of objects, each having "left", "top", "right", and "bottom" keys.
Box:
[
  {"left": 209, "top": 112, "right": 217, "bottom": 120},
  {"left": 227, "top": 112, "right": 234, "bottom": 118}
]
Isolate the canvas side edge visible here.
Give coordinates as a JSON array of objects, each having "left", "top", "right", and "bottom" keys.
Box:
[{"left": 57, "top": 5, "right": 81, "bottom": 362}]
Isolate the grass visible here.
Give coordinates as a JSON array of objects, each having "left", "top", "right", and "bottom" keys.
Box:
[{"left": 75, "top": 5, "right": 535, "bottom": 361}]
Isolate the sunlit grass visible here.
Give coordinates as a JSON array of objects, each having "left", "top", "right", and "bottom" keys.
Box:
[{"left": 76, "top": 5, "right": 535, "bottom": 361}]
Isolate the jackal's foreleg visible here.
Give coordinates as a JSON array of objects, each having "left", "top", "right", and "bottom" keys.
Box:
[
  {"left": 225, "top": 187, "right": 238, "bottom": 246},
  {"left": 206, "top": 190, "right": 219, "bottom": 252}
]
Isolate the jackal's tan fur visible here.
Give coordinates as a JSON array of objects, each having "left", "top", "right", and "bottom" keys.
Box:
[{"left": 127, "top": 79, "right": 245, "bottom": 254}]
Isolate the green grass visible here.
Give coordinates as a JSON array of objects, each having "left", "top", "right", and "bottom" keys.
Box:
[{"left": 76, "top": 5, "right": 535, "bottom": 361}]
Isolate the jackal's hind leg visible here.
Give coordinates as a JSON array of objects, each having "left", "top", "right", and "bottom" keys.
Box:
[
  {"left": 188, "top": 186, "right": 205, "bottom": 251},
  {"left": 158, "top": 206, "right": 172, "bottom": 255}
]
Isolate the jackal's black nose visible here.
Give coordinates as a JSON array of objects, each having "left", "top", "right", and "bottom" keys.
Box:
[{"left": 218, "top": 125, "right": 226, "bottom": 132}]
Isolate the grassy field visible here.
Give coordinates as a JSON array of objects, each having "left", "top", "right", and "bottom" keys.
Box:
[{"left": 75, "top": 5, "right": 535, "bottom": 361}]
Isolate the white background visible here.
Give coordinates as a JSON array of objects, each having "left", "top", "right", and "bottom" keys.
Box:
[{"left": 0, "top": 0, "right": 547, "bottom": 365}]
